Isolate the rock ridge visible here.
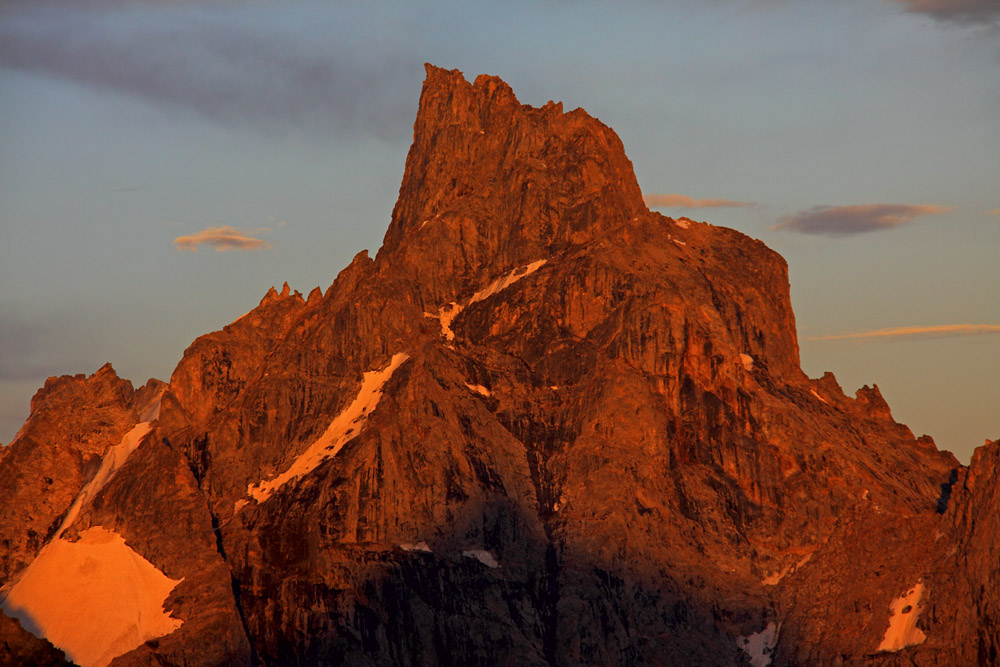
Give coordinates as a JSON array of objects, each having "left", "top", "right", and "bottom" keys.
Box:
[{"left": 0, "top": 64, "right": 992, "bottom": 666}]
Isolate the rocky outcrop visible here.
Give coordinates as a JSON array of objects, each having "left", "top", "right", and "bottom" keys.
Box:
[
  {"left": 0, "top": 364, "right": 139, "bottom": 583},
  {"left": 931, "top": 439, "right": 1000, "bottom": 664},
  {"left": 771, "top": 441, "right": 1000, "bottom": 666},
  {"left": 378, "top": 64, "right": 646, "bottom": 309},
  {"left": 0, "top": 65, "right": 991, "bottom": 666}
]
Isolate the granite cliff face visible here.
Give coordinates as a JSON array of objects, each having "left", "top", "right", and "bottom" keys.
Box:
[{"left": 0, "top": 65, "right": 995, "bottom": 666}]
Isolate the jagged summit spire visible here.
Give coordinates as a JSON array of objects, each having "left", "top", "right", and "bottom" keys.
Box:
[
  {"left": 378, "top": 64, "right": 646, "bottom": 304},
  {"left": 415, "top": 64, "right": 521, "bottom": 129}
]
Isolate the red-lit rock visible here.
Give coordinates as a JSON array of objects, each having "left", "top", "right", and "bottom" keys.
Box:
[{"left": 1, "top": 66, "right": 990, "bottom": 666}]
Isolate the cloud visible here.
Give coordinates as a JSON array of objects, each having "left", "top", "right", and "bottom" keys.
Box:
[
  {"left": 772, "top": 203, "right": 951, "bottom": 236},
  {"left": 643, "top": 193, "right": 754, "bottom": 209},
  {"left": 891, "top": 0, "right": 1000, "bottom": 25},
  {"left": 987, "top": 208, "right": 1000, "bottom": 215},
  {"left": 0, "top": 2, "right": 420, "bottom": 138},
  {"left": 174, "top": 226, "right": 272, "bottom": 252},
  {"left": 809, "top": 324, "right": 1000, "bottom": 341}
]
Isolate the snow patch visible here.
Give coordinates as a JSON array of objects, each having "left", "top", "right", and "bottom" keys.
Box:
[
  {"left": 465, "top": 383, "right": 491, "bottom": 397},
  {"left": 673, "top": 238, "right": 687, "bottom": 246},
  {"left": 761, "top": 567, "right": 790, "bottom": 586},
  {"left": 56, "top": 422, "right": 153, "bottom": 539},
  {"left": 233, "top": 499, "right": 249, "bottom": 515},
  {"left": 761, "top": 553, "right": 813, "bottom": 586},
  {"left": 469, "top": 259, "right": 546, "bottom": 305},
  {"left": 462, "top": 549, "right": 499, "bottom": 568},
  {"left": 738, "top": 622, "right": 779, "bottom": 667},
  {"left": 0, "top": 526, "right": 183, "bottom": 667},
  {"left": 425, "top": 302, "right": 462, "bottom": 341},
  {"left": 247, "top": 353, "right": 409, "bottom": 503},
  {"left": 139, "top": 395, "right": 162, "bottom": 422},
  {"left": 425, "top": 260, "right": 546, "bottom": 341},
  {"left": 810, "top": 389, "right": 829, "bottom": 405},
  {"left": 675, "top": 219, "right": 691, "bottom": 229},
  {"left": 877, "top": 581, "right": 927, "bottom": 651},
  {"left": 400, "top": 542, "right": 432, "bottom": 553},
  {"left": 740, "top": 354, "right": 755, "bottom": 372}
]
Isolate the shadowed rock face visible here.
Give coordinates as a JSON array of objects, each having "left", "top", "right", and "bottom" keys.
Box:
[
  {"left": 0, "top": 65, "right": 992, "bottom": 666},
  {"left": 0, "top": 609, "right": 70, "bottom": 666}
]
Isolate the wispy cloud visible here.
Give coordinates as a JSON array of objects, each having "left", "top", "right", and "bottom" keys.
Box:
[
  {"left": 810, "top": 324, "right": 1000, "bottom": 341},
  {"left": 987, "top": 208, "right": 1000, "bottom": 215},
  {"left": 174, "top": 226, "right": 272, "bottom": 252},
  {"left": 643, "top": 193, "right": 754, "bottom": 209},
  {"left": 891, "top": 0, "right": 1000, "bottom": 25},
  {"left": 0, "top": 3, "right": 419, "bottom": 138},
  {"left": 772, "top": 203, "right": 951, "bottom": 236}
]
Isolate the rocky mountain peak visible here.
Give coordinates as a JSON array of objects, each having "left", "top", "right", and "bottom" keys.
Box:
[
  {"left": 2, "top": 65, "right": 993, "bottom": 666},
  {"left": 378, "top": 64, "right": 646, "bottom": 306},
  {"left": 855, "top": 383, "right": 893, "bottom": 419},
  {"left": 259, "top": 285, "right": 279, "bottom": 306}
]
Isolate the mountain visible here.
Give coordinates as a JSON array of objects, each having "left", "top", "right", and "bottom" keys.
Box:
[{"left": 1, "top": 64, "right": 996, "bottom": 666}]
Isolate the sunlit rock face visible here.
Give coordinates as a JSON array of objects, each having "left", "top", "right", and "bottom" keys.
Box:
[{"left": 0, "top": 65, "right": 994, "bottom": 665}]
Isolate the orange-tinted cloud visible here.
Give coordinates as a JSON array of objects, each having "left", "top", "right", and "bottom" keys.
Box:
[
  {"left": 773, "top": 203, "right": 951, "bottom": 236},
  {"left": 892, "top": 0, "right": 1000, "bottom": 24},
  {"left": 987, "top": 208, "right": 1000, "bottom": 215},
  {"left": 174, "top": 226, "right": 272, "bottom": 252},
  {"left": 643, "top": 193, "right": 754, "bottom": 209},
  {"left": 809, "top": 324, "right": 1000, "bottom": 341}
]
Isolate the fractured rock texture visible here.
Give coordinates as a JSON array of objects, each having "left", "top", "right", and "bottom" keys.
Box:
[{"left": 0, "top": 65, "right": 993, "bottom": 666}]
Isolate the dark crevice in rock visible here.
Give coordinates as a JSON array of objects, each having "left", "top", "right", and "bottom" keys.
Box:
[
  {"left": 229, "top": 574, "right": 260, "bottom": 667},
  {"left": 209, "top": 512, "right": 259, "bottom": 666},
  {"left": 541, "top": 542, "right": 562, "bottom": 666},
  {"left": 936, "top": 467, "right": 960, "bottom": 513}
]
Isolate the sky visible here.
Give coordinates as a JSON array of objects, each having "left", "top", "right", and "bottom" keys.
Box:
[{"left": 0, "top": 0, "right": 997, "bottom": 463}]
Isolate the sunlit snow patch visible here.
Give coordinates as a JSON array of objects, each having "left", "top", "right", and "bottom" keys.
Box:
[
  {"left": 740, "top": 354, "right": 755, "bottom": 372},
  {"left": 247, "top": 352, "right": 410, "bottom": 503},
  {"left": 0, "top": 526, "right": 183, "bottom": 667},
  {"left": 425, "top": 302, "right": 463, "bottom": 341},
  {"left": 877, "top": 581, "right": 927, "bottom": 651},
  {"left": 761, "top": 566, "right": 791, "bottom": 587},
  {"left": 465, "top": 383, "right": 491, "bottom": 397},
  {"left": 462, "top": 549, "right": 499, "bottom": 568},
  {"left": 400, "top": 542, "right": 432, "bottom": 553},
  {"left": 469, "top": 259, "right": 546, "bottom": 304},
  {"left": 55, "top": 422, "right": 153, "bottom": 539},
  {"left": 810, "top": 389, "right": 830, "bottom": 405},
  {"left": 738, "top": 622, "right": 779, "bottom": 667},
  {"left": 425, "top": 260, "right": 546, "bottom": 341},
  {"left": 675, "top": 219, "right": 691, "bottom": 229}
]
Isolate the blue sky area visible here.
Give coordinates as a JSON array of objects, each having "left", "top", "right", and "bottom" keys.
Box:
[{"left": 1, "top": 0, "right": 998, "bottom": 462}]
